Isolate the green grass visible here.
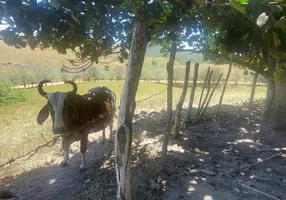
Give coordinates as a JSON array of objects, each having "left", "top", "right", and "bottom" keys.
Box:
[{"left": 0, "top": 81, "right": 267, "bottom": 168}]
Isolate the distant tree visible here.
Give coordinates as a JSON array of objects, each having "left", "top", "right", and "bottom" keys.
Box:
[
  {"left": 211, "top": 67, "right": 222, "bottom": 82},
  {"left": 141, "top": 66, "right": 152, "bottom": 81},
  {"left": 173, "top": 67, "right": 185, "bottom": 82},
  {"left": 114, "top": 67, "right": 124, "bottom": 80},
  {"left": 152, "top": 59, "right": 158, "bottom": 66},
  {"left": 104, "top": 65, "right": 110, "bottom": 72},
  {"left": 198, "top": 68, "right": 210, "bottom": 82}
]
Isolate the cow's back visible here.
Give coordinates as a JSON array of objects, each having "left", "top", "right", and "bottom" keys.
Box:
[{"left": 83, "top": 86, "right": 116, "bottom": 132}]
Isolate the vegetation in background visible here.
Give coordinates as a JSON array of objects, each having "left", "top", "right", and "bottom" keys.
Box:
[{"left": 0, "top": 82, "right": 27, "bottom": 106}]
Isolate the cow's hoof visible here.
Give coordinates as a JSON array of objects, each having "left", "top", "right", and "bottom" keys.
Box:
[
  {"left": 59, "top": 161, "right": 68, "bottom": 167},
  {"left": 78, "top": 167, "right": 87, "bottom": 173}
]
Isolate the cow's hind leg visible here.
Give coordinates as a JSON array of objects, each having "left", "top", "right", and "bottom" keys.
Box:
[
  {"left": 109, "top": 118, "right": 114, "bottom": 141},
  {"left": 79, "top": 133, "right": 88, "bottom": 172},
  {"left": 59, "top": 136, "right": 72, "bottom": 167}
]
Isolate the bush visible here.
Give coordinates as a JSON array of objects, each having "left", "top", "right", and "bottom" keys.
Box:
[{"left": 0, "top": 82, "right": 27, "bottom": 106}]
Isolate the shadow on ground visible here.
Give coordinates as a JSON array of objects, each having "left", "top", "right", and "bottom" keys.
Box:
[
  {"left": 1, "top": 104, "right": 286, "bottom": 200},
  {"left": 130, "top": 104, "right": 286, "bottom": 200},
  {"left": 0, "top": 133, "right": 116, "bottom": 200}
]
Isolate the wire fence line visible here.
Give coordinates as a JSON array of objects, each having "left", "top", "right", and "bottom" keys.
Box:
[{"left": 0, "top": 88, "right": 168, "bottom": 169}]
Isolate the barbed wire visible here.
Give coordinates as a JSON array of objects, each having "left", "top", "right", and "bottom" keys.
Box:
[
  {"left": 0, "top": 88, "right": 167, "bottom": 169},
  {"left": 0, "top": 136, "right": 60, "bottom": 169}
]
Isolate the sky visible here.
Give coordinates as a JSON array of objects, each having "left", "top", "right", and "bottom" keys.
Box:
[{"left": 0, "top": 24, "right": 8, "bottom": 30}]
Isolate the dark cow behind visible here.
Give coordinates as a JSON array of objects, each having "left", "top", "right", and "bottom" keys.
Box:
[{"left": 37, "top": 80, "right": 116, "bottom": 171}]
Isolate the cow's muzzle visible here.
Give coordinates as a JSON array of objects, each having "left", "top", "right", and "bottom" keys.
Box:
[{"left": 52, "top": 127, "right": 66, "bottom": 134}]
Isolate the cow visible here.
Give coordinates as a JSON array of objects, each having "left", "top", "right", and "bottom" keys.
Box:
[
  {"left": 36, "top": 80, "right": 116, "bottom": 172},
  {"left": 0, "top": 189, "right": 23, "bottom": 200}
]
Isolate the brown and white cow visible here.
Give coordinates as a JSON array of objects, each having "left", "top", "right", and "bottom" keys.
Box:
[{"left": 37, "top": 80, "right": 116, "bottom": 172}]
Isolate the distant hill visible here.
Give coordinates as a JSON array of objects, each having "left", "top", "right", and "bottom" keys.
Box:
[
  {"left": 146, "top": 45, "right": 205, "bottom": 63},
  {"left": 0, "top": 40, "right": 205, "bottom": 68}
]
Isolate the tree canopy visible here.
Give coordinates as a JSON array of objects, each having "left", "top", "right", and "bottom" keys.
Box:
[
  {"left": 193, "top": 0, "right": 286, "bottom": 81},
  {"left": 0, "top": 0, "right": 203, "bottom": 72},
  {"left": 0, "top": 0, "right": 131, "bottom": 71}
]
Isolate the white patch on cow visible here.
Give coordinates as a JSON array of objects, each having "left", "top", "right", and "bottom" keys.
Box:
[
  {"left": 47, "top": 92, "right": 69, "bottom": 131},
  {"left": 63, "top": 151, "right": 70, "bottom": 162},
  {"left": 80, "top": 153, "right": 87, "bottom": 170}
]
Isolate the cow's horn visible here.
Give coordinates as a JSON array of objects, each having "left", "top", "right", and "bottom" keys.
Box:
[
  {"left": 38, "top": 80, "right": 51, "bottom": 97},
  {"left": 65, "top": 81, "right": 77, "bottom": 94}
]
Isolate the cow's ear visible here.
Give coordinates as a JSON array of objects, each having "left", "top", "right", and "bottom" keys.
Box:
[{"left": 37, "top": 103, "right": 50, "bottom": 125}]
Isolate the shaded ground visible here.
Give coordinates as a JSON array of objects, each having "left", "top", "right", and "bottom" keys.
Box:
[
  {"left": 0, "top": 132, "right": 115, "bottom": 200},
  {"left": 161, "top": 107, "right": 286, "bottom": 200},
  {"left": 1, "top": 105, "right": 286, "bottom": 200}
]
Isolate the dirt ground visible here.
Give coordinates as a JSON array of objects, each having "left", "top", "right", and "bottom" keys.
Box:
[{"left": 0, "top": 105, "right": 286, "bottom": 200}]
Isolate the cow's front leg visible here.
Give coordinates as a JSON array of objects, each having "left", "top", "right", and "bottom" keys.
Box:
[
  {"left": 101, "top": 128, "right": 106, "bottom": 143},
  {"left": 59, "top": 136, "right": 71, "bottom": 167},
  {"left": 109, "top": 118, "right": 114, "bottom": 141},
  {"left": 79, "top": 133, "right": 88, "bottom": 172}
]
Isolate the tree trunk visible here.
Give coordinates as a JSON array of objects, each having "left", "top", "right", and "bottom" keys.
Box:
[
  {"left": 186, "top": 62, "right": 199, "bottom": 120},
  {"left": 173, "top": 61, "right": 191, "bottom": 139},
  {"left": 249, "top": 72, "right": 258, "bottom": 109},
  {"left": 197, "top": 67, "right": 210, "bottom": 115},
  {"left": 217, "top": 62, "right": 232, "bottom": 115},
  {"left": 161, "top": 42, "right": 176, "bottom": 164},
  {"left": 263, "top": 72, "right": 286, "bottom": 131},
  {"left": 115, "top": 20, "right": 149, "bottom": 200}
]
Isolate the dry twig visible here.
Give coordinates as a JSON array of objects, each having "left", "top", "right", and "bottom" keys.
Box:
[
  {"left": 256, "top": 147, "right": 286, "bottom": 152},
  {"left": 235, "top": 153, "right": 281, "bottom": 172},
  {"left": 237, "top": 182, "right": 281, "bottom": 200}
]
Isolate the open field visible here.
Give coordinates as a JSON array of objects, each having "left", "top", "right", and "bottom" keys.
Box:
[
  {"left": 1, "top": 81, "right": 286, "bottom": 200},
  {"left": 0, "top": 41, "right": 266, "bottom": 86}
]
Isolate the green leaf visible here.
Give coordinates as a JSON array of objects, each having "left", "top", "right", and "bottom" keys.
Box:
[
  {"left": 234, "top": 0, "right": 248, "bottom": 3},
  {"left": 270, "top": 5, "right": 283, "bottom": 13},
  {"left": 218, "top": 22, "right": 224, "bottom": 32},
  {"left": 274, "top": 16, "right": 286, "bottom": 32},
  {"left": 161, "top": 16, "right": 167, "bottom": 22},
  {"left": 156, "top": 0, "right": 164, "bottom": 9},
  {"left": 263, "top": 30, "right": 274, "bottom": 47},
  {"left": 193, "top": 0, "right": 202, "bottom": 5},
  {"left": 219, "top": 43, "right": 227, "bottom": 55},
  {"left": 273, "top": 32, "right": 281, "bottom": 47},
  {"left": 71, "top": 11, "right": 80, "bottom": 25},
  {"left": 242, "top": 33, "right": 249, "bottom": 41},
  {"left": 274, "top": 72, "right": 280, "bottom": 82},
  {"left": 246, "top": 0, "right": 264, "bottom": 18},
  {"left": 227, "top": 2, "right": 247, "bottom": 15},
  {"left": 49, "top": 0, "right": 61, "bottom": 10}
]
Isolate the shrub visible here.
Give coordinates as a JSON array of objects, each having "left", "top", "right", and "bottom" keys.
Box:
[
  {"left": 0, "top": 82, "right": 27, "bottom": 106},
  {"left": 151, "top": 59, "right": 158, "bottom": 66}
]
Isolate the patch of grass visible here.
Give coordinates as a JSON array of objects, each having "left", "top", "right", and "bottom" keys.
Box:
[{"left": 0, "top": 82, "right": 27, "bottom": 106}]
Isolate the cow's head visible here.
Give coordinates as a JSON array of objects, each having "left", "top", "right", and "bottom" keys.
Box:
[{"left": 37, "top": 80, "right": 80, "bottom": 134}]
